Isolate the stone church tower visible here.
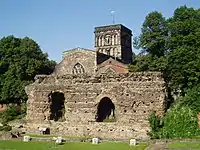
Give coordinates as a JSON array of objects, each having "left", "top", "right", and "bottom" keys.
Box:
[{"left": 94, "top": 24, "right": 133, "bottom": 64}]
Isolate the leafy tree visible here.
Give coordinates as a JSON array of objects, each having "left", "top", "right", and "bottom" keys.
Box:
[
  {"left": 130, "top": 11, "right": 168, "bottom": 73},
  {"left": 166, "top": 46, "right": 200, "bottom": 93},
  {"left": 130, "top": 6, "right": 200, "bottom": 95},
  {"left": 165, "top": 6, "right": 200, "bottom": 93},
  {"left": 0, "top": 36, "right": 56, "bottom": 104},
  {"left": 132, "top": 5, "right": 200, "bottom": 139},
  {"left": 167, "top": 6, "right": 200, "bottom": 50},
  {"left": 129, "top": 54, "right": 167, "bottom": 72},
  {"left": 139, "top": 11, "right": 168, "bottom": 57}
]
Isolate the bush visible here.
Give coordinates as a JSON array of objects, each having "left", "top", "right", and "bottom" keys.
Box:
[
  {"left": 148, "top": 112, "right": 163, "bottom": 139},
  {"left": 182, "top": 84, "right": 200, "bottom": 112},
  {"left": 161, "top": 105, "right": 199, "bottom": 138},
  {"left": 0, "top": 105, "right": 20, "bottom": 123},
  {"left": 148, "top": 105, "right": 200, "bottom": 139}
]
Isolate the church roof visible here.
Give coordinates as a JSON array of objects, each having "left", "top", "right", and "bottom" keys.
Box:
[{"left": 62, "top": 47, "right": 95, "bottom": 56}]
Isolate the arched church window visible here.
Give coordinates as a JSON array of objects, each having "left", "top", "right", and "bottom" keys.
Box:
[{"left": 72, "top": 63, "right": 85, "bottom": 74}]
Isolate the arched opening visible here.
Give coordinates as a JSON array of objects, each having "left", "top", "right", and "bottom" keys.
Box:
[
  {"left": 96, "top": 97, "right": 115, "bottom": 122},
  {"left": 49, "top": 92, "right": 65, "bottom": 121},
  {"left": 72, "top": 63, "right": 85, "bottom": 74}
]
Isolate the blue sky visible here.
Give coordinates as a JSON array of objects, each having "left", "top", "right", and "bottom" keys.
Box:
[{"left": 0, "top": 0, "right": 199, "bottom": 62}]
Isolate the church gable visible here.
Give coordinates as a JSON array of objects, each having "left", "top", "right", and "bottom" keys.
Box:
[{"left": 52, "top": 48, "right": 96, "bottom": 75}]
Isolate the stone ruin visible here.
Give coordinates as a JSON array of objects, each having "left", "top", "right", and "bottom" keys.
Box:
[{"left": 25, "top": 24, "right": 167, "bottom": 139}]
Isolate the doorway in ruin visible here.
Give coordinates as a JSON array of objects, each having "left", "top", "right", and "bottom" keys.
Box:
[
  {"left": 49, "top": 92, "right": 65, "bottom": 121},
  {"left": 96, "top": 97, "right": 115, "bottom": 122}
]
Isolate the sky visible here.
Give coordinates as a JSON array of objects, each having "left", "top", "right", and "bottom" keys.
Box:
[{"left": 0, "top": 0, "right": 200, "bottom": 62}]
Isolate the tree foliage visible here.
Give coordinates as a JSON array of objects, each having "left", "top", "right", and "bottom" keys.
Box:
[
  {"left": 131, "top": 5, "right": 200, "bottom": 140},
  {"left": 139, "top": 11, "right": 168, "bottom": 57},
  {"left": 0, "top": 36, "right": 56, "bottom": 104},
  {"left": 129, "top": 6, "right": 200, "bottom": 94}
]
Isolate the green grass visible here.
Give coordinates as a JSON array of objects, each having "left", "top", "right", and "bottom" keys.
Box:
[
  {"left": 0, "top": 140, "right": 147, "bottom": 150},
  {"left": 168, "top": 142, "right": 200, "bottom": 149}
]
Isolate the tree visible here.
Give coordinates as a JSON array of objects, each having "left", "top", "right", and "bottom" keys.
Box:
[
  {"left": 166, "top": 6, "right": 200, "bottom": 93},
  {"left": 130, "top": 11, "right": 168, "bottom": 74},
  {"left": 139, "top": 11, "right": 168, "bottom": 57},
  {"left": 130, "top": 6, "right": 200, "bottom": 95},
  {"left": 0, "top": 36, "right": 56, "bottom": 104},
  {"left": 129, "top": 54, "right": 167, "bottom": 72}
]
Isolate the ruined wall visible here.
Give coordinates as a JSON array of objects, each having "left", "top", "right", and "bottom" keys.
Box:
[
  {"left": 53, "top": 48, "right": 96, "bottom": 75},
  {"left": 25, "top": 72, "right": 166, "bottom": 139}
]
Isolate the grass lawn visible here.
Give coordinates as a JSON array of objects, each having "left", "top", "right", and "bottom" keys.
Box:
[
  {"left": 168, "top": 142, "right": 200, "bottom": 149},
  {"left": 0, "top": 140, "right": 147, "bottom": 150}
]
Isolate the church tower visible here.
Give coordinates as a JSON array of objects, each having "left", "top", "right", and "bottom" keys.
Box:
[{"left": 94, "top": 24, "right": 132, "bottom": 64}]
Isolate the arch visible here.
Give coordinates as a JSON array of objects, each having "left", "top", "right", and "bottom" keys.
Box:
[
  {"left": 96, "top": 97, "right": 115, "bottom": 122},
  {"left": 112, "top": 34, "right": 115, "bottom": 45},
  {"left": 49, "top": 91, "right": 65, "bottom": 121},
  {"left": 98, "top": 48, "right": 101, "bottom": 53},
  {"left": 98, "top": 36, "right": 101, "bottom": 46},
  {"left": 98, "top": 36, "right": 102, "bottom": 46},
  {"left": 101, "top": 36, "right": 104, "bottom": 46},
  {"left": 113, "top": 48, "right": 117, "bottom": 58},
  {"left": 110, "top": 48, "right": 114, "bottom": 56},
  {"left": 103, "top": 49, "right": 107, "bottom": 55},
  {"left": 95, "top": 37, "right": 98, "bottom": 47},
  {"left": 106, "top": 48, "right": 110, "bottom": 55},
  {"left": 102, "top": 36, "right": 104, "bottom": 46},
  {"left": 72, "top": 63, "right": 85, "bottom": 74},
  {"left": 115, "top": 34, "right": 118, "bottom": 44}
]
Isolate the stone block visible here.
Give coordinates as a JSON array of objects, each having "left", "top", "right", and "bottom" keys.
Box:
[
  {"left": 23, "top": 136, "right": 31, "bottom": 142},
  {"left": 55, "top": 136, "right": 63, "bottom": 144},
  {"left": 130, "top": 139, "right": 136, "bottom": 146},
  {"left": 92, "top": 137, "right": 99, "bottom": 144}
]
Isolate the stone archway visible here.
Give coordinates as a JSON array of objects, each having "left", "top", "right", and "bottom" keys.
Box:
[
  {"left": 49, "top": 92, "right": 65, "bottom": 121},
  {"left": 96, "top": 97, "right": 115, "bottom": 122}
]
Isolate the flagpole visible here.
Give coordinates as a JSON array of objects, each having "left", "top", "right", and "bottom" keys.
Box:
[{"left": 110, "top": 11, "right": 115, "bottom": 24}]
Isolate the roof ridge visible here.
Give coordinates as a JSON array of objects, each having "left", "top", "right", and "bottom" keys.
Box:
[{"left": 63, "top": 47, "right": 95, "bottom": 54}]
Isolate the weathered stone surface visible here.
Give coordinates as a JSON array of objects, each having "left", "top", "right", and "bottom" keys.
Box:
[
  {"left": 25, "top": 24, "right": 167, "bottom": 140},
  {"left": 53, "top": 48, "right": 96, "bottom": 76},
  {"left": 25, "top": 72, "right": 166, "bottom": 139}
]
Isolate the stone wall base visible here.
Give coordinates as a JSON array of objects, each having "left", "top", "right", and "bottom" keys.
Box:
[{"left": 25, "top": 122, "right": 149, "bottom": 140}]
